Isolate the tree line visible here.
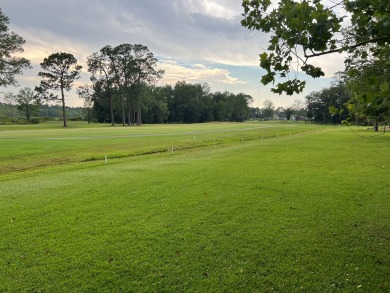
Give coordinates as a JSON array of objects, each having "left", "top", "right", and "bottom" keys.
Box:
[
  {"left": 0, "top": 101, "right": 85, "bottom": 122},
  {"left": 88, "top": 81, "right": 253, "bottom": 124}
]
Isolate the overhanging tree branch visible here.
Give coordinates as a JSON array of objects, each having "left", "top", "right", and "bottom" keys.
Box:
[{"left": 304, "top": 36, "right": 390, "bottom": 59}]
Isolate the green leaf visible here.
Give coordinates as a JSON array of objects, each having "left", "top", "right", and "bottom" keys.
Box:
[
  {"left": 261, "top": 72, "right": 275, "bottom": 85},
  {"left": 328, "top": 105, "right": 337, "bottom": 115},
  {"left": 380, "top": 82, "right": 389, "bottom": 92},
  {"left": 259, "top": 52, "right": 268, "bottom": 62},
  {"left": 368, "top": 76, "right": 378, "bottom": 85},
  {"left": 301, "top": 64, "right": 325, "bottom": 78}
]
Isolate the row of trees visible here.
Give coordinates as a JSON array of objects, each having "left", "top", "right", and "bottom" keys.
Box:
[
  {"left": 8, "top": 77, "right": 386, "bottom": 128},
  {"left": 1, "top": 82, "right": 253, "bottom": 124},
  {"left": 3, "top": 87, "right": 309, "bottom": 123},
  {"left": 86, "top": 81, "right": 253, "bottom": 124},
  {"left": 14, "top": 77, "right": 385, "bottom": 127},
  {"left": 1, "top": 89, "right": 39, "bottom": 120},
  {"left": 251, "top": 99, "right": 307, "bottom": 121},
  {"left": 0, "top": 100, "right": 85, "bottom": 121}
]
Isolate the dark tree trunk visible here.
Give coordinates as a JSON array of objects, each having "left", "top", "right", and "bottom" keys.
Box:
[
  {"left": 121, "top": 96, "right": 125, "bottom": 126},
  {"left": 137, "top": 107, "right": 142, "bottom": 126},
  {"left": 127, "top": 98, "right": 131, "bottom": 126},
  {"left": 26, "top": 106, "right": 31, "bottom": 121},
  {"left": 109, "top": 91, "right": 114, "bottom": 126},
  {"left": 374, "top": 119, "right": 379, "bottom": 132},
  {"left": 61, "top": 87, "right": 67, "bottom": 127}
]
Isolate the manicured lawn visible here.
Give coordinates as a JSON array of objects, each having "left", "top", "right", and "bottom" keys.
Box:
[
  {"left": 0, "top": 122, "right": 389, "bottom": 292},
  {"left": 0, "top": 121, "right": 323, "bottom": 174}
]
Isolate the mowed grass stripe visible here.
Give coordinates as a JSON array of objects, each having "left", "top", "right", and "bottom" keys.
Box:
[
  {"left": 0, "top": 127, "right": 389, "bottom": 291},
  {"left": 0, "top": 124, "right": 293, "bottom": 140}
]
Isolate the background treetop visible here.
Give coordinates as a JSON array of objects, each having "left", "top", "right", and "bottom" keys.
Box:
[{"left": 0, "top": 8, "right": 31, "bottom": 87}]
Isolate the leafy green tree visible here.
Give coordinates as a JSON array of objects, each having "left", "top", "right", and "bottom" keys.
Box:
[
  {"left": 88, "top": 78, "right": 121, "bottom": 124},
  {"left": 77, "top": 84, "right": 95, "bottom": 123},
  {"left": 170, "top": 81, "right": 204, "bottom": 123},
  {"left": 275, "top": 107, "right": 286, "bottom": 120},
  {"left": 142, "top": 85, "right": 170, "bottom": 124},
  {"left": 166, "top": 83, "right": 252, "bottom": 123},
  {"left": 285, "top": 107, "right": 294, "bottom": 120},
  {"left": 250, "top": 107, "right": 262, "bottom": 120},
  {"left": 262, "top": 99, "right": 275, "bottom": 120},
  {"left": 166, "top": 82, "right": 215, "bottom": 123},
  {"left": 229, "top": 93, "right": 253, "bottom": 122},
  {"left": 306, "top": 83, "right": 351, "bottom": 124},
  {"left": 345, "top": 50, "right": 390, "bottom": 131},
  {"left": 1, "top": 91, "right": 16, "bottom": 119},
  {"left": 36, "top": 52, "right": 82, "bottom": 127},
  {"left": 87, "top": 45, "right": 117, "bottom": 126},
  {"left": 0, "top": 9, "right": 31, "bottom": 87},
  {"left": 15, "top": 87, "right": 40, "bottom": 120},
  {"left": 241, "top": 0, "right": 390, "bottom": 95},
  {"left": 212, "top": 91, "right": 232, "bottom": 121},
  {"left": 306, "top": 91, "right": 327, "bottom": 123},
  {"left": 88, "top": 44, "right": 163, "bottom": 126},
  {"left": 346, "top": 94, "right": 389, "bottom": 131},
  {"left": 116, "top": 44, "right": 163, "bottom": 126},
  {"left": 291, "top": 99, "right": 307, "bottom": 120}
]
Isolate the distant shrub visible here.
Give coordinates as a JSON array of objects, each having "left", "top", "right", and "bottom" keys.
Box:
[
  {"left": 0, "top": 117, "right": 12, "bottom": 125},
  {"left": 69, "top": 117, "right": 83, "bottom": 121},
  {"left": 39, "top": 116, "right": 56, "bottom": 122},
  {"left": 16, "top": 118, "right": 29, "bottom": 124}
]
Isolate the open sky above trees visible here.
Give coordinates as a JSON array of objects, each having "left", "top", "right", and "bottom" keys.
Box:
[{"left": 1, "top": 0, "right": 343, "bottom": 108}]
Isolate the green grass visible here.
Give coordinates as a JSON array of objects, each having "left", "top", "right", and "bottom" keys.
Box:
[
  {"left": 0, "top": 122, "right": 389, "bottom": 292},
  {"left": 0, "top": 120, "right": 324, "bottom": 175}
]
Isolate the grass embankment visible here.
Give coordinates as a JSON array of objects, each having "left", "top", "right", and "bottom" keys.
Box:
[{"left": 0, "top": 122, "right": 389, "bottom": 292}]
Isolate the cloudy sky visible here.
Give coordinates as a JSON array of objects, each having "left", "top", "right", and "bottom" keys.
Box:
[{"left": 1, "top": 0, "right": 345, "bottom": 108}]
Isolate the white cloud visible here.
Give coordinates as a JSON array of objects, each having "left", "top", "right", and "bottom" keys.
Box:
[
  {"left": 185, "top": 0, "right": 239, "bottom": 20},
  {"left": 157, "top": 60, "right": 246, "bottom": 86},
  {"left": 13, "top": 26, "right": 92, "bottom": 69},
  {"left": 310, "top": 53, "right": 347, "bottom": 78}
]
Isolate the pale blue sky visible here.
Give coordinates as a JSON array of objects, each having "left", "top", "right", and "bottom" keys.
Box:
[{"left": 1, "top": 0, "right": 344, "bottom": 108}]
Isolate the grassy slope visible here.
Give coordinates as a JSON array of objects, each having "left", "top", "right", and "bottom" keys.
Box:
[{"left": 0, "top": 124, "right": 389, "bottom": 292}]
